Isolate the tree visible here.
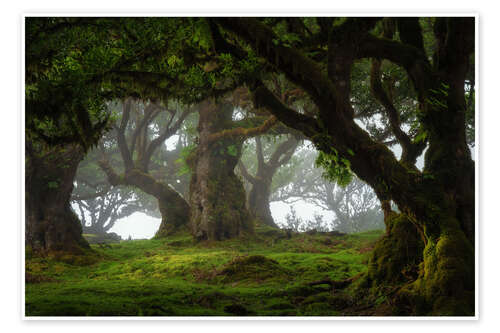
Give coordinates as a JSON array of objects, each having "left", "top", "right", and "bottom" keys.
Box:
[
  {"left": 25, "top": 18, "right": 117, "bottom": 254},
  {"left": 26, "top": 142, "right": 89, "bottom": 254},
  {"left": 71, "top": 120, "right": 169, "bottom": 237},
  {"left": 72, "top": 184, "right": 157, "bottom": 238},
  {"left": 98, "top": 99, "right": 192, "bottom": 238},
  {"left": 238, "top": 134, "right": 299, "bottom": 228},
  {"left": 188, "top": 93, "right": 278, "bottom": 240},
  {"left": 273, "top": 147, "right": 384, "bottom": 233},
  {"left": 212, "top": 17, "right": 475, "bottom": 315}
]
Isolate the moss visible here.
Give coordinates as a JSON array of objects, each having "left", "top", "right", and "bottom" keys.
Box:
[
  {"left": 415, "top": 228, "right": 475, "bottom": 315},
  {"left": 365, "top": 214, "right": 424, "bottom": 286},
  {"left": 302, "top": 292, "right": 331, "bottom": 305},
  {"left": 301, "top": 302, "right": 338, "bottom": 316},
  {"left": 26, "top": 230, "right": 387, "bottom": 316},
  {"left": 218, "top": 255, "right": 289, "bottom": 283},
  {"left": 25, "top": 245, "right": 33, "bottom": 260},
  {"left": 265, "top": 301, "right": 295, "bottom": 310}
]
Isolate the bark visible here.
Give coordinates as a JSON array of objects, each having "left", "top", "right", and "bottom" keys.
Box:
[
  {"left": 188, "top": 99, "right": 252, "bottom": 240},
  {"left": 26, "top": 142, "right": 89, "bottom": 254}
]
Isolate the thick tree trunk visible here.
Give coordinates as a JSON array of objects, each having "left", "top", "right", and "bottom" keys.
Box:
[
  {"left": 365, "top": 212, "right": 424, "bottom": 285},
  {"left": 189, "top": 99, "right": 252, "bottom": 241},
  {"left": 411, "top": 198, "right": 474, "bottom": 315},
  {"left": 26, "top": 143, "right": 89, "bottom": 254},
  {"left": 125, "top": 170, "right": 191, "bottom": 238}
]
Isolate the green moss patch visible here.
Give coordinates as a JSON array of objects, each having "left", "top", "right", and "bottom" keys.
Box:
[{"left": 25, "top": 229, "right": 384, "bottom": 316}]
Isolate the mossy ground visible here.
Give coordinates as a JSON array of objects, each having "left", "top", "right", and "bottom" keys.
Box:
[{"left": 25, "top": 227, "right": 383, "bottom": 316}]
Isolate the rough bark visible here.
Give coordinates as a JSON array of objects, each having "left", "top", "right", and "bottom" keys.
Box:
[
  {"left": 188, "top": 99, "right": 253, "bottom": 240},
  {"left": 26, "top": 142, "right": 89, "bottom": 254}
]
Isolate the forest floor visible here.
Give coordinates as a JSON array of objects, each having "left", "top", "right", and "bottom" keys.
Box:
[{"left": 25, "top": 226, "right": 385, "bottom": 317}]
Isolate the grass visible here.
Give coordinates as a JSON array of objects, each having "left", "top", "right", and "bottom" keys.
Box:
[{"left": 25, "top": 227, "right": 383, "bottom": 316}]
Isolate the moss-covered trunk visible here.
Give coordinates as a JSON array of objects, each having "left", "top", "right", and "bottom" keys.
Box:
[
  {"left": 365, "top": 213, "right": 424, "bottom": 286},
  {"left": 189, "top": 99, "right": 252, "bottom": 241},
  {"left": 26, "top": 143, "right": 90, "bottom": 254}
]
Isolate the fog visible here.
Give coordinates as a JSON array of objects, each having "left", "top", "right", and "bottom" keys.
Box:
[
  {"left": 108, "top": 201, "right": 335, "bottom": 240},
  {"left": 73, "top": 107, "right": 473, "bottom": 240}
]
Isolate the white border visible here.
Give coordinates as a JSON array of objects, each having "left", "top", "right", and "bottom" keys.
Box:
[{"left": 19, "top": 11, "right": 479, "bottom": 322}]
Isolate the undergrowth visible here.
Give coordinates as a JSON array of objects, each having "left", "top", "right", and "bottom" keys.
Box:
[{"left": 25, "top": 227, "right": 383, "bottom": 316}]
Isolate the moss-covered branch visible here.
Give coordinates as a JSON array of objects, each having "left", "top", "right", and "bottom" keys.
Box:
[{"left": 207, "top": 115, "right": 278, "bottom": 144}]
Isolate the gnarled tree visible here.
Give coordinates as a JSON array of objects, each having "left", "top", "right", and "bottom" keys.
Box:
[
  {"left": 26, "top": 141, "right": 89, "bottom": 254},
  {"left": 239, "top": 134, "right": 299, "bottom": 228},
  {"left": 188, "top": 95, "right": 278, "bottom": 240},
  {"left": 213, "top": 17, "right": 475, "bottom": 315},
  {"left": 99, "top": 99, "right": 192, "bottom": 238}
]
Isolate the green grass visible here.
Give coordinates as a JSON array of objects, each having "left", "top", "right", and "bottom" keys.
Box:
[{"left": 25, "top": 227, "right": 383, "bottom": 316}]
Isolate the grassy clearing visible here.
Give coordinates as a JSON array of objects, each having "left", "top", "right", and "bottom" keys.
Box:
[{"left": 25, "top": 227, "right": 383, "bottom": 316}]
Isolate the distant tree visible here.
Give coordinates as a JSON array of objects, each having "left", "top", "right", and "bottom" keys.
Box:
[
  {"left": 279, "top": 206, "right": 331, "bottom": 232},
  {"left": 99, "top": 99, "right": 192, "bottom": 237},
  {"left": 271, "top": 146, "right": 384, "bottom": 233},
  {"left": 238, "top": 134, "right": 300, "bottom": 228}
]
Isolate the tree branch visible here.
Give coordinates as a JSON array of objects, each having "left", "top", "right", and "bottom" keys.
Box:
[{"left": 207, "top": 115, "right": 278, "bottom": 144}]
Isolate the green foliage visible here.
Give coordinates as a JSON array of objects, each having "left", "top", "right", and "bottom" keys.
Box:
[
  {"left": 226, "top": 144, "right": 238, "bottom": 157},
  {"left": 175, "top": 145, "right": 197, "bottom": 176},
  {"left": 315, "top": 150, "right": 353, "bottom": 187}
]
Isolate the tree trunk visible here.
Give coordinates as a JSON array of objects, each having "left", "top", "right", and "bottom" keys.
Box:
[
  {"left": 98, "top": 162, "right": 191, "bottom": 238},
  {"left": 124, "top": 169, "right": 191, "bottom": 238},
  {"left": 155, "top": 181, "right": 191, "bottom": 238},
  {"left": 247, "top": 175, "right": 277, "bottom": 228},
  {"left": 365, "top": 212, "right": 424, "bottom": 285},
  {"left": 188, "top": 99, "right": 252, "bottom": 241},
  {"left": 26, "top": 143, "right": 89, "bottom": 254}
]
